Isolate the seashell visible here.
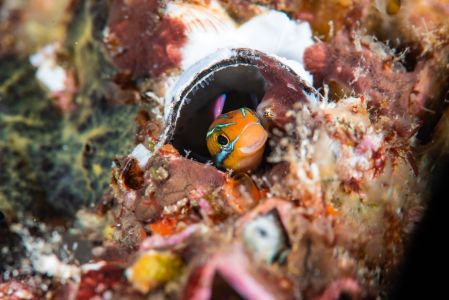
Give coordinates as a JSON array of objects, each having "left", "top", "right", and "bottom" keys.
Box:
[
  {"left": 165, "top": 1, "right": 237, "bottom": 70},
  {"left": 164, "top": 1, "right": 314, "bottom": 76}
]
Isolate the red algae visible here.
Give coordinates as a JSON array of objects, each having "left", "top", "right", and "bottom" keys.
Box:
[
  {"left": 304, "top": 31, "right": 419, "bottom": 137},
  {"left": 0, "top": 280, "right": 38, "bottom": 300},
  {"left": 105, "top": 0, "right": 187, "bottom": 77},
  {"left": 75, "top": 263, "right": 129, "bottom": 300}
]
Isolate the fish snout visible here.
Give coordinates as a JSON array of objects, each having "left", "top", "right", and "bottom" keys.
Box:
[{"left": 237, "top": 123, "right": 268, "bottom": 156}]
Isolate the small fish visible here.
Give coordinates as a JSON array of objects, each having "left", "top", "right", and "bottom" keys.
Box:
[{"left": 206, "top": 107, "right": 268, "bottom": 172}]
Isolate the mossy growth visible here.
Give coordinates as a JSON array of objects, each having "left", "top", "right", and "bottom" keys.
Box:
[{"left": 0, "top": 0, "right": 141, "bottom": 221}]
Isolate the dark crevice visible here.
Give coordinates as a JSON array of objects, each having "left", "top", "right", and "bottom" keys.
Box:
[
  {"left": 388, "top": 155, "right": 449, "bottom": 299},
  {"left": 210, "top": 272, "right": 246, "bottom": 300}
]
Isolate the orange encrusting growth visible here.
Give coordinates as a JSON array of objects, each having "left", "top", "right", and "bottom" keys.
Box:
[
  {"left": 223, "top": 173, "right": 267, "bottom": 213},
  {"left": 149, "top": 217, "right": 179, "bottom": 236}
]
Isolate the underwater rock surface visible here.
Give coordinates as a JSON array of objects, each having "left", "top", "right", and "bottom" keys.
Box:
[{"left": 1, "top": 0, "right": 449, "bottom": 299}]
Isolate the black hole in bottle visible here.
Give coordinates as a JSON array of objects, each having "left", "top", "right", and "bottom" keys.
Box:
[{"left": 171, "top": 64, "right": 266, "bottom": 162}]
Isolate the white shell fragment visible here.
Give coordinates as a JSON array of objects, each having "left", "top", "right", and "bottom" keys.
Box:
[
  {"left": 237, "top": 10, "right": 314, "bottom": 64},
  {"left": 130, "top": 143, "right": 152, "bottom": 168},
  {"left": 32, "top": 253, "right": 80, "bottom": 282},
  {"left": 29, "top": 43, "right": 67, "bottom": 93},
  {"left": 166, "top": 2, "right": 314, "bottom": 72},
  {"left": 165, "top": 1, "right": 237, "bottom": 70},
  {"left": 243, "top": 211, "right": 289, "bottom": 263}
]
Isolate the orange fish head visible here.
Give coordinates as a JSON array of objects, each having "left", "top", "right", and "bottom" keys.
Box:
[{"left": 206, "top": 108, "right": 268, "bottom": 172}]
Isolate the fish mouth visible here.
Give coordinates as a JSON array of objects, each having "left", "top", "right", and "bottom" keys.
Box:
[{"left": 238, "top": 123, "right": 268, "bottom": 155}]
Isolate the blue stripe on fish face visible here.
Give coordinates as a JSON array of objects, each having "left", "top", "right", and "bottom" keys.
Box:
[
  {"left": 215, "top": 136, "right": 238, "bottom": 167},
  {"left": 206, "top": 122, "right": 236, "bottom": 138},
  {"left": 217, "top": 113, "right": 231, "bottom": 119},
  {"left": 215, "top": 150, "right": 228, "bottom": 167}
]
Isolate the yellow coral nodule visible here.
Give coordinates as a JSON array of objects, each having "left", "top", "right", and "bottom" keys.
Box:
[
  {"left": 103, "top": 224, "right": 115, "bottom": 241},
  {"left": 126, "top": 251, "right": 184, "bottom": 293}
]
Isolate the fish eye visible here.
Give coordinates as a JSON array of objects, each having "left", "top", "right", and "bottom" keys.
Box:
[{"left": 217, "top": 134, "right": 229, "bottom": 146}]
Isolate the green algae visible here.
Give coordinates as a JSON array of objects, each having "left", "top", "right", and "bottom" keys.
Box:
[{"left": 0, "top": 1, "right": 141, "bottom": 220}]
